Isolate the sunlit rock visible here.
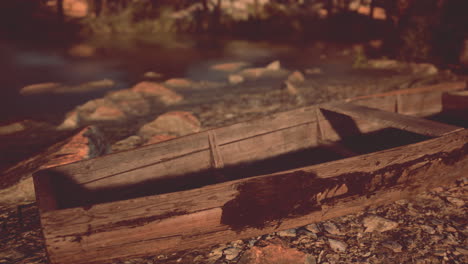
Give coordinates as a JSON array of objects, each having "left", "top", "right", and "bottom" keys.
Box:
[
  {"left": 164, "top": 78, "right": 193, "bottom": 89},
  {"left": 77, "top": 98, "right": 127, "bottom": 122},
  {"left": 287, "top": 71, "right": 305, "bottom": 83},
  {"left": 55, "top": 79, "right": 115, "bottom": 94},
  {"left": 132, "top": 81, "right": 183, "bottom": 105},
  {"left": 143, "top": 71, "right": 164, "bottom": 79},
  {"left": 211, "top": 62, "right": 250, "bottom": 72},
  {"left": 68, "top": 43, "right": 96, "bottom": 57},
  {"left": 0, "top": 122, "right": 26, "bottom": 135},
  {"left": 106, "top": 90, "right": 151, "bottom": 117},
  {"left": 228, "top": 74, "right": 245, "bottom": 85},
  {"left": 266, "top": 60, "right": 281, "bottom": 71},
  {"left": 139, "top": 111, "right": 201, "bottom": 139},
  {"left": 20, "top": 82, "right": 62, "bottom": 95},
  {"left": 0, "top": 126, "right": 108, "bottom": 206},
  {"left": 57, "top": 111, "right": 81, "bottom": 130}
]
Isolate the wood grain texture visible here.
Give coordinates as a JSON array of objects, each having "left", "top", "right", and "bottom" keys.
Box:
[
  {"left": 320, "top": 102, "right": 461, "bottom": 137},
  {"left": 40, "top": 129, "right": 468, "bottom": 264}
]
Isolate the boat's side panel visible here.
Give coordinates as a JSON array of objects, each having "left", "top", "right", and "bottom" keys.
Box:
[{"left": 40, "top": 129, "right": 468, "bottom": 264}]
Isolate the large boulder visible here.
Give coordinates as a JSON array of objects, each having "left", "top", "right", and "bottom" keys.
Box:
[
  {"left": 0, "top": 126, "right": 108, "bottom": 206},
  {"left": 131, "top": 81, "right": 183, "bottom": 105},
  {"left": 138, "top": 111, "right": 201, "bottom": 140}
]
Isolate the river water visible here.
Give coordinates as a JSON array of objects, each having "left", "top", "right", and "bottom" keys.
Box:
[{"left": 0, "top": 35, "right": 356, "bottom": 124}]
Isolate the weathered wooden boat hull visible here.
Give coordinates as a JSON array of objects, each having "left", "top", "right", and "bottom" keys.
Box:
[{"left": 33, "top": 82, "right": 467, "bottom": 264}]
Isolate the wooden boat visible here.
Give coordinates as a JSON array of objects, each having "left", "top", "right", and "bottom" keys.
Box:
[{"left": 34, "top": 82, "right": 468, "bottom": 264}]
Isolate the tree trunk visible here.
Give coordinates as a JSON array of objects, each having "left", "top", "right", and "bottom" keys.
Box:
[{"left": 57, "top": 0, "right": 64, "bottom": 22}]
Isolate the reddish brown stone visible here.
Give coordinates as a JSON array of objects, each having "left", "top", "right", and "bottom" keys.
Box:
[
  {"left": 139, "top": 111, "right": 201, "bottom": 139},
  {"left": 132, "top": 81, "right": 183, "bottom": 105},
  {"left": 239, "top": 239, "right": 313, "bottom": 264}
]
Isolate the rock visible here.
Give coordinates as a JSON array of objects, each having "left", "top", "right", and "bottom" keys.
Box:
[
  {"left": 328, "top": 238, "right": 347, "bottom": 253},
  {"left": 0, "top": 126, "right": 108, "bottom": 206},
  {"left": 139, "top": 111, "right": 201, "bottom": 139},
  {"left": 446, "top": 197, "right": 465, "bottom": 207},
  {"left": 131, "top": 81, "right": 183, "bottom": 105},
  {"left": 228, "top": 74, "right": 245, "bottom": 85},
  {"left": 455, "top": 247, "right": 468, "bottom": 255},
  {"left": 57, "top": 111, "right": 81, "bottom": 130},
  {"left": 88, "top": 105, "right": 126, "bottom": 121},
  {"left": 459, "top": 39, "right": 468, "bottom": 67},
  {"left": 363, "top": 215, "right": 398, "bottom": 233},
  {"left": 111, "top": 135, "right": 143, "bottom": 152},
  {"left": 145, "top": 134, "right": 177, "bottom": 145},
  {"left": 266, "top": 60, "right": 281, "bottom": 71},
  {"left": 277, "top": 228, "right": 297, "bottom": 237},
  {"left": 68, "top": 43, "right": 96, "bottom": 57},
  {"left": 382, "top": 241, "right": 403, "bottom": 253},
  {"left": 305, "top": 223, "right": 320, "bottom": 233},
  {"left": 20, "top": 82, "right": 62, "bottom": 95},
  {"left": 287, "top": 71, "right": 305, "bottom": 83},
  {"left": 305, "top": 68, "right": 323, "bottom": 75},
  {"left": 322, "top": 222, "right": 342, "bottom": 236},
  {"left": 208, "top": 246, "right": 224, "bottom": 262},
  {"left": 409, "top": 63, "right": 438, "bottom": 76},
  {"left": 224, "top": 247, "right": 242, "bottom": 261},
  {"left": 239, "top": 67, "right": 267, "bottom": 79},
  {"left": 143, "top": 71, "right": 163, "bottom": 79},
  {"left": 420, "top": 225, "right": 436, "bottom": 234},
  {"left": 238, "top": 239, "right": 313, "bottom": 264},
  {"left": 164, "top": 78, "right": 193, "bottom": 89},
  {"left": 211, "top": 62, "right": 250, "bottom": 72},
  {"left": 55, "top": 79, "right": 115, "bottom": 94},
  {"left": 0, "top": 122, "right": 26, "bottom": 135},
  {"left": 106, "top": 90, "right": 151, "bottom": 117},
  {"left": 367, "top": 59, "right": 400, "bottom": 69}
]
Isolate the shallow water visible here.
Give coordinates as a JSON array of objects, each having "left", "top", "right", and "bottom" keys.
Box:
[{"left": 0, "top": 35, "right": 357, "bottom": 124}]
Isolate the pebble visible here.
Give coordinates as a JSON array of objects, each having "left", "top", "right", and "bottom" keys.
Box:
[
  {"left": 305, "top": 223, "right": 321, "bottom": 233},
  {"left": 328, "top": 238, "right": 348, "bottom": 253},
  {"left": 363, "top": 215, "right": 398, "bottom": 233},
  {"left": 322, "top": 222, "right": 343, "bottom": 236},
  {"left": 382, "top": 241, "right": 403, "bottom": 253},
  {"left": 446, "top": 197, "right": 465, "bottom": 207},
  {"left": 223, "top": 247, "right": 241, "bottom": 260},
  {"left": 420, "top": 225, "right": 436, "bottom": 234},
  {"left": 277, "top": 228, "right": 297, "bottom": 237}
]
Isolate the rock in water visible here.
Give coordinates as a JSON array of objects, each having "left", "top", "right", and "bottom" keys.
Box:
[
  {"left": 0, "top": 126, "right": 108, "bottom": 206},
  {"left": 20, "top": 82, "right": 62, "bottom": 95}
]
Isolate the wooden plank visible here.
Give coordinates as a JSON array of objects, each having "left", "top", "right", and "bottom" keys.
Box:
[
  {"left": 39, "top": 129, "right": 468, "bottom": 264},
  {"left": 348, "top": 81, "right": 466, "bottom": 116},
  {"left": 320, "top": 102, "right": 461, "bottom": 137}
]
